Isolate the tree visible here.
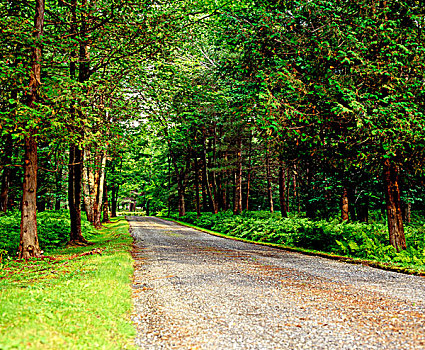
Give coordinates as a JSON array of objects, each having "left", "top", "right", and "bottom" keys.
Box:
[{"left": 17, "top": 0, "right": 46, "bottom": 259}]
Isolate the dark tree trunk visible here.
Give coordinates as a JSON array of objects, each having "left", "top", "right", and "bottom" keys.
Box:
[
  {"left": 357, "top": 197, "right": 369, "bottom": 223},
  {"left": 194, "top": 155, "right": 201, "bottom": 218},
  {"left": 67, "top": 0, "right": 87, "bottom": 244},
  {"left": 217, "top": 172, "right": 225, "bottom": 211},
  {"left": 211, "top": 124, "right": 219, "bottom": 213},
  {"left": 341, "top": 187, "right": 349, "bottom": 221},
  {"left": 201, "top": 133, "right": 217, "bottom": 213},
  {"left": 305, "top": 167, "right": 315, "bottom": 219},
  {"left": 402, "top": 201, "right": 411, "bottom": 224},
  {"left": 146, "top": 199, "right": 150, "bottom": 216},
  {"left": 347, "top": 187, "right": 357, "bottom": 221},
  {"left": 383, "top": 159, "right": 406, "bottom": 251},
  {"left": 286, "top": 167, "right": 290, "bottom": 213},
  {"left": 102, "top": 180, "right": 111, "bottom": 223},
  {"left": 68, "top": 145, "right": 86, "bottom": 243},
  {"left": 233, "top": 138, "right": 242, "bottom": 215},
  {"left": 171, "top": 151, "right": 189, "bottom": 218},
  {"left": 54, "top": 165, "right": 62, "bottom": 210},
  {"left": 265, "top": 145, "right": 274, "bottom": 213},
  {"left": 244, "top": 133, "right": 253, "bottom": 211},
  {"left": 279, "top": 161, "right": 288, "bottom": 218},
  {"left": 223, "top": 151, "right": 229, "bottom": 210},
  {"left": 19, "top": 0, "right": 45, "bottom": 259},
  {"left": 37, "top": 200, "right": 46, "bottom": 212},
  {"left": 177, "top": 179, "right": 186, "bottom": 217},
  {"left": 111, "top": 184, "right": 118, "bottom": 217},
  {"left": 201, "top": 161, "right": 209, "bottom": 212},
  {"left": 0, "top": 167, "right": 11, "bottom": 213},
  {"left": 294, "top": 164, "right": 300, "bottom": 213},
  {"left": 0, "top": 135, "right": 12, "bottom": 213}
]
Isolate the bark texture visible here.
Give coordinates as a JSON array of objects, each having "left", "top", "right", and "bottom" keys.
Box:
[
  {"left": 67, "top": 0, "right": 87, "bottom": 244},
  {"left": 111, "top": 183, "right": 118, "bottom": 217},
  {"left": 19, "top": 135, "right": 41, "bottom": 258},
  {"left": 83, "top": 149, "right": 107, "bottom": 228},
  {"left": 341, "top": 187, "right": 349, "bottom": 221},
  {"left": 383, "top": 159, "right": 406, "bottom": 251},
  {"left": 279, "top": 161, "right": 288, "bottom": 218},
  {"left": 19, "top": 0, "right": 45, "bottom": 259},
  {"left": 93, "top": 152, "right": 107, "bottom": 229},
  {"left": 68, "top": 145, "right": 86, "bottom": 243},
  {"left": 102, "top": 180, "right": 112, "bottom": 223},
  {"left": 265, "top": 146, "right": 274, "bottom": 213},
  {"left": 0, "top": 135, "right": 12, "bottom": 213},
  {"left": 233, "top": 138, "right": 242, "bottom": 215}
]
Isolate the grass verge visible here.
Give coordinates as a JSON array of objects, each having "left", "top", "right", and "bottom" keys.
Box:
[
  {"left": 164, "top": 217, "right": 425, "bottom": 277},
  {"left": 0, "top": 217, "right": 136, "bottom": 350}
]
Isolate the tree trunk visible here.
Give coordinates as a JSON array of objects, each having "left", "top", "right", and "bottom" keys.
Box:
[
  {"left": 244, "top": 133, "right": 253, "bottom": 211},
  {"left": 293, "top": 164, "right": 300, "bottom": 213},
  {"left": 0, "top": 135, "right": 12, "bottom": 213},
  {"left": 194, "top": 155, "right": 201, "bottom": 218},
  {"left": 54, "top": 165, "right": 62, "bottom": 210},
  {"left": 102, "top": 180, "right": 111, "bottom": 223},
  {"left": 286, "top": 167, "right": 290, "bottom": 213},
  {"left": 279, "top": 161, "right": 288, "bottom": 218},
  {"left": 68, "top": 0, "right": 87, "bottom": 244},
  {"left": 111, "top": 184, "right": 118, "bottom": 217},
  {"left": 68, "top": 144, "right": 86, "bottom": 243},
  {"left": 171, "top": 151, "right": 189, "bottom": 218},
  {"left": 93, "top": 151, "right": 107, "bottom": 229},
  {"left": 201, "top": 133, "right": 217, "bottom": 213},
  {"left": 210, "top": 123, "right": 219, "bottom": 213},
  {"left": 145, "top": 199, "right": 149, "bottom": 216},
  {"left": 341, "top": 187, "right": 349, "bottom": 221},
  {"left": 383, "top": 159, "right": 406, "bottom": 251},
  {"left": 402, "top": 201, "right": 411, "bottom": 224},
  {"left": 357, "top": 197, "right": 369, "bottom": 223},
  {"left": 347, "top": 187, "right": 357, "bottom": 221},
  {"left": 201, "top": 160, "right": 209, "bottom": 212},
  {"left": 19, "top": 135, "right": 41, "bottom": 259},
  {"left": 265, "top": 144, "right": 274, "bottom": 213},
  {"left": 233, "top": 138, "right": 242, "bottom": 215},
  {"left": 305, "top": 167, "right": 315, "bottom": 219},
  {"left": 0, "top": 166, "right": 11, "bottom": 213},
  {"left": 19, "top": 0, "right": 45, "bottom": 259},
  {"left": 83, "top": 150, "right": 95, "bottom": 223},
  {"left": 223, "top": 151, "right": 229, "bottom": 210},
  {"left": 177, "top": 178, "right": 186, "bottom": 217}
]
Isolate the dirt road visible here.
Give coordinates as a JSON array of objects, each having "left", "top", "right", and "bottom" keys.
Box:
[{"left": 130, "top": 216, "right": 425, "bottom": 349}]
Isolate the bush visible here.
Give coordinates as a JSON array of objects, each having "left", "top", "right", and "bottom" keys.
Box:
[
  {"left": 168, "top": 211, "right": 425, "bottom": 268},
  {"left": 0, "top": 210, "right": 96, "bottom": 257}
]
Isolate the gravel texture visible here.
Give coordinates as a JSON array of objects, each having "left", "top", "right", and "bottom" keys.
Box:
[{"left": 129, "top": 216, "right": 425, "bottom": 349}]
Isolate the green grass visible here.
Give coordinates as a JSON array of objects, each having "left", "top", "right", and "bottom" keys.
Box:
[{"left": 0, "top": 217, "right": 136, "bottom": 350}]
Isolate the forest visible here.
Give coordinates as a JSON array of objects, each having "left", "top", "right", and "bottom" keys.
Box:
[{"left": 1, "top": 0, "right": 425, "bottom": 267}]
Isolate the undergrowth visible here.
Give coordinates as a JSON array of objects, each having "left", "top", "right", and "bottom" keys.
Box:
[
  {"left": 165, "top": 211, "right": 425, "bottom": 270},
  {"left": 0, "top": 216, "right": 135, "bottom": 350},
  {"left": 0, "top": 210, "right": 96, "bottom": 257}
]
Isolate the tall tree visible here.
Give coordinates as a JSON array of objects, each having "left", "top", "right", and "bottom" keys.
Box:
[{"left": 18, "top": 0, "right": 45, "bottom": 259}]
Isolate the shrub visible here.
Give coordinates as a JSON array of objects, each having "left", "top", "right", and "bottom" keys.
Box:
[
  {"left": 0, "top": 210, "right": 96, "bottom": 257},
  {"left": 170, "top": 211, "right": 425, "bottom": 268}
]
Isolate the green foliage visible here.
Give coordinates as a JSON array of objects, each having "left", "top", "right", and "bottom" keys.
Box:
[
  {"left": 170, "top": 211, "right": 425, "bottom": 268},
  {"left": 0, "top": 210, "right": 95, "bottom": 257}
]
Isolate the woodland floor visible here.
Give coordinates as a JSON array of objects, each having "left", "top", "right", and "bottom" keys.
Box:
[{"left": 129, "top": 216, "right": 425, "bottom": 350}]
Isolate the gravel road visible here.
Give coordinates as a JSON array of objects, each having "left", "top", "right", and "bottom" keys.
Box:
[{"left": 129, "top": 216, "right": 425, "bottom": 350}]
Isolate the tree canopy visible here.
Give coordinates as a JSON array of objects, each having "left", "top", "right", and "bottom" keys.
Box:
[{"left": 1, "top": 0, "right": 425, "bottom": 257}]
